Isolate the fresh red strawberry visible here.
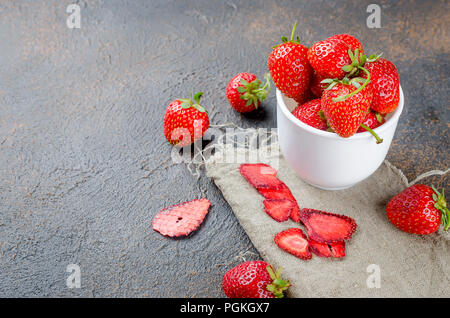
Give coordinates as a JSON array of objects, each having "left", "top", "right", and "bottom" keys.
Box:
[
  {"left": 307, "top": 37, "right": 352, "bottom": 79},
  {"left": 292, "top": 99, "right": 328, "bottom": 131},
  {"left": 293, "top": 88, "right": 314, "bottom": 104},
  {"left": 239, "top": 163, "right": 284, "bottom": 190},
  {"left": 386, "top": 185, "right": 449, "bottom": 235},
  {"left": 263, "top": 199, "right": 295, "bottom": 222},
  {"left": 298, "top": 208, "right": 357, "bottom": 243},
  {"left": 321, "top": 82, "right": 381, "bottom": 141},
  {"left": 268, "top": 23, "right": 313, "bottom": 101},
  {"left": 309, "top": 239, "right": 346, "bottom": 258},
  {"left": 222, "top": 261, "right": 291, "bottom": 298},
  {"left": 226, "top": 73, "right": 270, "bottom": 113},
  {"left": 328, "top": 34, "right": 364, "bottom": 55},
  {"left": 152, "top": 198, "right": 211, "bottom": 238},
  {"left": 274, "top": 228, "right": 312, "bottom": 260},
  {"left": 310, "top": 72, "right": 329, "bottom": 97},
  {"left": 163, "top": 92, "right": 209, "bottom": 147},
  {"left": 357, "top": 111, "right": 385, "bottom": 133},
  {"left": 362, "top": 58, "right": 400, "bottom": 114}
]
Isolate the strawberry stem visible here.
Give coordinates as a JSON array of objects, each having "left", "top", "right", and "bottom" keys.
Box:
[
  {"left": 432, "top": 187, "right": 450, "bottom": 231},
  {"left": 265, "top": 265, "right": 291, "bottom": 298},
  {"left": 238, "top": 74, "right": 271, "bottom": 108},
  {"left": 360, "top": 123, "right": 383, "bottom": 144},
  {"left": 179, "top": 92, "right": 207, "bottom": 113},
  {"left": 275, "top": 22, "right": 301, "bottom": 48},
  {"left": 290, "top": 22, "right": 298, "bottom": 42},
  {"left": 332, "top": 66, "right": 371, "bottom": 102},
  {"left": 375, "top": 112, "right": 384, "bottom": 124}
]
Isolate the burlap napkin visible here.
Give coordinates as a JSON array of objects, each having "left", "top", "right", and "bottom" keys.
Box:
[{"left": 205, "top": 139, "right": 449, "bottom": 298}]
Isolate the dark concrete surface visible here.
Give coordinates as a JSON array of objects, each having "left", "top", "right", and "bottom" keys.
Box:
[{"left": 0, "top": 0, "right": 448, "bottom": 297}]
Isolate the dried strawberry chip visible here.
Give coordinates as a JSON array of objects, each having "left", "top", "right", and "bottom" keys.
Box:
[
  {"left": 329, "top": 241, "right": 346, "bottom": 258},
  {"left": 309, "top": 239, "right": 346, "bottom": 258},
  {"left": 258, "top": 185, "right": 302, "bottom": 222},
  {"left": 309, "top": 239, "right": 332, "bottom": 258},
  {"left": 240, "top": 163, "right": 302, "bottom": 223},
  {"left": 263, "top": 199, "right": 295, "bottom": 222},
  {"left": 299, "top": 208, "right": 357, "bottom": 243},
  {"left": 290, "top": 205, "right": 301, "bottom": 223},
  {"left": 257, "top": 186, "right": 295, "bottom": 201},
  {"left": 152, "top": 198, "right": 211, "bottom": 238},
  {"left": 274, "top": 228, "right": 312, "bottom": 260},
  {"left": 239, "top": 164, "right": 284, "bottom": 189}
]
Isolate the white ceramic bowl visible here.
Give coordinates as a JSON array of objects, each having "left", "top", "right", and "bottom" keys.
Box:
[{"left": 276, "top": 86, "right": 404, "bottom": 190}]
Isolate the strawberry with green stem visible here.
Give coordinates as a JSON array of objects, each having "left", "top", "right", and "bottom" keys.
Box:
[
  {"left": 319, "top": 48, "right": 382, "bottom": 101},
  {"left": 226, "top": 72, "right": 271, "bottom": 113},
  {"left": 222, "top": 261, "right": 291, "bottom": 298},
  {"left": 321, "top": 78, "right": 380, "bottom": 141},
  {"left": 268, "top": 23, "right": 313, "bottom": 102},
  {"left": 163, "top": 92, "right": 210, "bottom": 147},
  {"left": 386, "top": 185, "right": 450, "bottom": 235},
  {"left": 319, "top": 50, "right": 384, "bottom": 142}
]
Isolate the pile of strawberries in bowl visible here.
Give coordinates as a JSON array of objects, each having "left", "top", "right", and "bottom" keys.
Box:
[{"left": 268, "top": 23, "right": 400, "bottom": 143}]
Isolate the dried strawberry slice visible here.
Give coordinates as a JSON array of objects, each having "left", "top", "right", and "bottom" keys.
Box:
[
  {"left": 258, "top": 186, "right": 295, "bottom": 201},
  {"left": 309, "top": 239, "right": 346, "bottom": 258},
  {"left": 309, "top": 239, "right": 332, "bottom": 258},
  {"left": 299, "top": 208, "right": 357, "bottom": 243},
  {"left": 290, "top": 205, "right": 301, "bottom": 223},
  {"left": 274, "top": 228, "right": 312, "bottom": 260},
  {"left": 329, "top": 241, "right": 346, "bottom": 258},
  {"left": 263, "top": 199, "right": 295, "bottom": 222},
  {"left": 152, "top": 198, "right": 211, "bottom": 238},
  {"left": 240, "top": 163, "right": 302, "bottom": 223},
  {"left": 239, "top": 163, "right": 284, "bottom": 189},
  {"left": 258, "top": 185, "right": 301, "bottom": 222}
]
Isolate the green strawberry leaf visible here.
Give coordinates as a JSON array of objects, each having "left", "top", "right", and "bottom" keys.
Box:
[
  {"left": 360, "top": 54, "right": 367, "bottom": 65},
  {"left": 348, "top": 49, "right": 354, "bottom": 60},
  {"left": 240, "top": 79, "right": 250, "bottom": 86},
  {"left": 320, "top": 78, "right": 335, "bottom": 84},
  {"left": 342, "top": 65, "right": 353, "bottom": 72},
  {"left": 193, "top": 104, "right": 206, "bottom": 113},
  {"left": 354, "top": 49, "right": 359, "bottom": 60},
  {"left": 325, "top": 81, "right": 337, "bottom": 90}
]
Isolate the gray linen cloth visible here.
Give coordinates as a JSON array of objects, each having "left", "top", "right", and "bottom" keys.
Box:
[{"left": 205, "top": 141, "right": 449, "bottom": 297}]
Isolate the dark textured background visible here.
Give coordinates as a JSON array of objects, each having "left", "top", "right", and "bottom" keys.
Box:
[{"left": 0, "top": 0, "right": 448, "bottom": 297}]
